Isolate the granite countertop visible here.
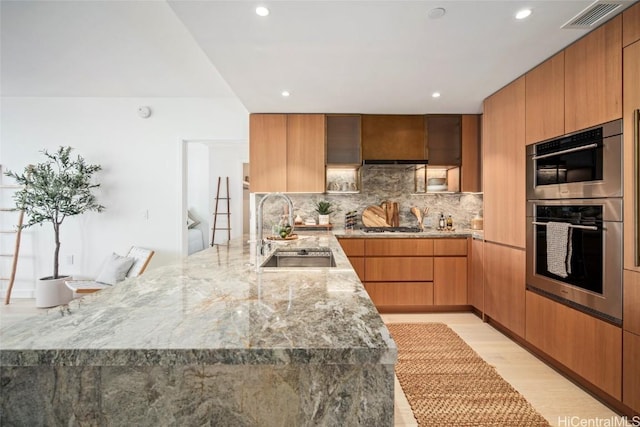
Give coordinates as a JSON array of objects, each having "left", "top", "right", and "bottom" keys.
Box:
[
  {"left": 0, "top": 233, "right": 396, "bottom": 367},
  {"left": 333, "top": 228, "right": 481, "bottom": 239}
]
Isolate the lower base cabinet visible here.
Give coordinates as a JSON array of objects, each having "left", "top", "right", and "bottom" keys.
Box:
[
  {"left": 526, "top": 291, "right": 622, "bottom": 400},
  {"left": 434, "top": 257, "right": 467, "bottom": 305},
  {"left": 338, "top": 237, "right": 468, "bottom": 312},
  {"left": 484, "top": 242, "right": 525, "bottom": 337},
  {"left": 365, "top": 282, "right": 434, "bottom": 311},
  {"left": 469, "top": 238, "right": 484, "bottom": 312},
  {"left": 623, "top": 331, "right": 640, "bottom": 412}
]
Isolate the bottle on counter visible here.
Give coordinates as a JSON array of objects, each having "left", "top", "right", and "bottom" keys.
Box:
[
  {"left": 471, "top": 212, "right": 483, "bottom": 230},
  {"left": 446, "top": 215, "right": 453, "bottom": 230},
  {"left": 438, "top": 213, "right": 446, "bottom": 230}
]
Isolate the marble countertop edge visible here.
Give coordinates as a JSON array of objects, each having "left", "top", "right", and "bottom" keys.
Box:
[{"left": 0, "top": 347, "right": 397, "bottom": 367}]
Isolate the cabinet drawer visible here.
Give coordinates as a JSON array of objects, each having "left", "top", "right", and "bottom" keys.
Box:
[
  {"left": 365, "top": 257, "right": 433, "bottom": 282},
  {"left": 434, "top": 238, "right": 468, "bottom": 256},
  {"left": 365, "top": 238, "right": 434, "bottom": 256},
  {"left": 365, "top": 282, "right": 434, "bottom": 307},
  {"left": 338, "top": 238, "right": 365, "bottom": 257}
]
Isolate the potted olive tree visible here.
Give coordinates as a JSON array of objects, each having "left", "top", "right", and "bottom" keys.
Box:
[
  {"left": 5, "top": 146, "right": 104, "bottom": 307},
  {"left": 315, "top": 200, "right": 334, "bottom": 225}
]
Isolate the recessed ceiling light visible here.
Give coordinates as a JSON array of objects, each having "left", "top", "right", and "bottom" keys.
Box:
[
  {"left": 515, "top": 8, "right": 532, "bottom": 20},
  {"left": 427, "top": 7, "right": 446, "bottom": 19},
  {"left": 432, "top": 92, "right": 441, "bottom": 98},
  {"left": 256, "top": 6, "right": 269, "bottom": 17},
  {"left": 281, "top": 91, "right": 290, "bottom": 97}
]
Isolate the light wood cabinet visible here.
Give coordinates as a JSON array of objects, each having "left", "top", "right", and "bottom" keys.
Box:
[
  {"left": 361, "top": 115, "right": 426, "bottom": 161},
  {"left": 326, "top": 115, "right": 361, "bottom": 165},
  {"left": 482, "top": 77, "right": 526, "bottom": 249},
  {"left": 433, "top": 238, "right": 468, "bottom": 305},
  {"left": 624, "top": 269, "right": 640, "bottom": 336},
  {"left": 286, "top": 114, "right": 326, "bottom": 192},
  {"left": 365, "top": 282, "right": 434, "bottom": 308},
  {"left": 623, "top": 330, "right": 640, "bottom": 413},
  {"left": 623, "top": 1, "right": 640, "bottom": 47},
  {"left": 469, "top": 238, "right": 484, "bottom": 312},
  {"left": 365, "top": 238, "right": 434, "bottom": 256},
  {"left": 249, "top": 114, "right": 288, "bottom": 192},
  {"left": 249, "top": 113, "right": 325, "bottom": 193},
  {"left": 624, "top": 40, "right": 640, "bottom": 273},
  {"left": 526, "top": 291, "right": 622, "bottom": 400},
  {"left": 434, "top": 257, "right": 467, "bottom": 305},
  {"left": 564, "top": 15, "right": 622, "bottom": 133},
  {"left": 340, "top": 237, "right": 470, "bottom": 311},
  {"left": 365, "top": 257, "right": 434, "bottom": 282},
  {"left": 338, "top": 238, "right": 365, "bottom": 257},
  {"left": 525, "top": 52, "right": 565, "bottom": 144},
  {"left": 484, "top": 242, "right": 525, "bottom": 337},
  {"left": 623, "top": 269, "right": 640, "bottom": 411},
  {"left": 434, "top": 238, "right": 467, "bottom": 256},
  {"left": 461, "top": 114, "right": 482, "bottom": 192}
]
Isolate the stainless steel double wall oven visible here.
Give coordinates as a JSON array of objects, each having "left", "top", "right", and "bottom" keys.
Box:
[{"left": 525, "top": 119, "right": 623, "bottom": 324}]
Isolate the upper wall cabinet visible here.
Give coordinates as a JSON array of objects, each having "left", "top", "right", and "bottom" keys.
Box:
[
  {"left": 425, "top": 115, "right": 461, "bottom": 166},
  {"left": 525, "top": 52, "right": 565, "bottom": 144},
  {"left": 361, "top": 115, "right": 426, "bottom": 161},
  {"left": 564, "top": 15, "right": 622, "bottom": 133},
  {"left": 249, "top": 114, "right": 326, "bottom": 193},
  {"left": 326, "top": 115, "right": 361, "bottom": 165},
  {"left": 250, "top": 114, "right": 288, "bottom": 192},
  {"left": 461, "top": 114, "right": 481, "bottom": 192},
  {"left": 623, "top": 1, "right": 640, "bottom": 47}
]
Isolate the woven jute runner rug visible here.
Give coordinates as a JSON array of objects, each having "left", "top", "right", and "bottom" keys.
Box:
[{"left": 387, "top": 323, "right": 551, "bottom": 427}]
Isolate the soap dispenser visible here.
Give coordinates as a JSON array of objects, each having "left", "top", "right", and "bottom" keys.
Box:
[{"left": 438, "top": 213, "right": 445, "bottom": 230}]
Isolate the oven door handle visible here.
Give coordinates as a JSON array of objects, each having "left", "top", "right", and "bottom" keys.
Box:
[
  {"left": 531, "top": 143, "right": 599, "bottom": 160},
  {"left": 532, "top": 221, "right": 598, "bottom": 231}
]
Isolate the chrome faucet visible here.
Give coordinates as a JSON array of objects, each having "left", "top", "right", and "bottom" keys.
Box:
[{"left": 256, "top": 193, "right": 294, "bottom": 267}]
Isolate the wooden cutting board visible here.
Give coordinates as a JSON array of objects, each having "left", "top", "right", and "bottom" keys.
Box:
[{"left": 362, "top": 205, "right": 391, "bottom": 227}]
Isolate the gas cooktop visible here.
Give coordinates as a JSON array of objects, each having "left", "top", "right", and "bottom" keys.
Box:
[{"left": 361, "top": 226, "right": 422, "bottom": 233}]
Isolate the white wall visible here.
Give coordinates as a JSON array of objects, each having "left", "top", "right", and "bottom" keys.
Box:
[
  {"left": 208, "top": 144, "right": 248, "bottom": 245},
  {"left": 187, "top": 142, "right": 211, "bottom": 249},
  {"left": 1, "top": 96, "right": 248, "bottom": 298}
]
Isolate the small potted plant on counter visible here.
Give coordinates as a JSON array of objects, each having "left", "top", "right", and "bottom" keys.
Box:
[
  {"left": 315, "top": 200, "right": 334, "bottom": 225},
  {"left": 5, "top": 146, "right": 104, "bottom": 307}
]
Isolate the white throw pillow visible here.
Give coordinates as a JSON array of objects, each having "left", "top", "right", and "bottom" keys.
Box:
[
  {"left": 187, "top": 210, "right": 200, "bottom": 229},
  {"left": 95, "top": 253, "right": 135, "bottom": 285}
]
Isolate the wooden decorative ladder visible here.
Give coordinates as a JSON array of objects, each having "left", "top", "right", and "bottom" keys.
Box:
[
  {"left": 0, "top": 165, "right": 26, "bottom": 304},
  {"left": 211, "top": 176, "right": 231, "bottom": 246}
]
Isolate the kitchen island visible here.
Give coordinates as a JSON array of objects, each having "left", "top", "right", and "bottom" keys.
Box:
[{"left": 0, "top": 234, "right": 397, "bottom": 426}]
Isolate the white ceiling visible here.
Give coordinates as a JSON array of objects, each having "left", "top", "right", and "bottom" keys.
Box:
[{"left": 1, "top": 0, "right": 636, "bottom": 114}]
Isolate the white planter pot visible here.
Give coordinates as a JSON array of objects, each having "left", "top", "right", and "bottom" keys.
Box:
[
  {"left": 35, "top": 276, "right": 73, "bottom": 308},
  {"left": 318, "top": 214, "right": 330, "bottom": 225}
]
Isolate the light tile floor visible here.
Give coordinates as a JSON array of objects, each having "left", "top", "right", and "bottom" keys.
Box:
[{"left": 0, "top": 301, "right": 634, "bottom": 427}]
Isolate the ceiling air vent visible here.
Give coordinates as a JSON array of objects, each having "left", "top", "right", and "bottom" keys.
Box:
[{"left": 561, "top": 0, "right": 623, "bottom": 29}]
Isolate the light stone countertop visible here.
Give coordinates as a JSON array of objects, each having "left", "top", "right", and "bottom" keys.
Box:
[
  {"left": 0, "top": 233, "right": 396, "bottom": 367},
  {"left": 333, "top": 228, "right": 480, "bottom": 239}
]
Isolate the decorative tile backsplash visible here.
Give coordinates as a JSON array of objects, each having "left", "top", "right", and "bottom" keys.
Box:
[{"left": 256, "top": 166, "right": 483, "bottom": 230}]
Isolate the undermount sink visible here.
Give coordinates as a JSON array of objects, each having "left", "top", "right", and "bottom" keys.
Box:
[{"left": 260, "top": 247, "right": 336, "bottom": 268}]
